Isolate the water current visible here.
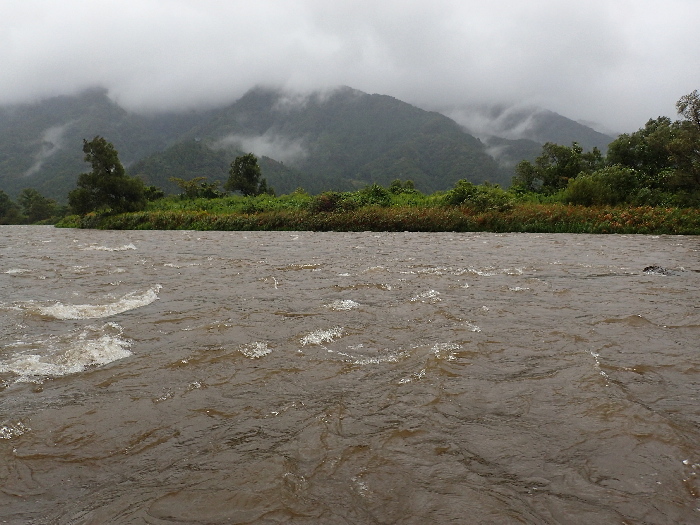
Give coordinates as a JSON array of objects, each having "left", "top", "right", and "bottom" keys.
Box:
[{"left": 0, "top": 226, "right": 699, "bottom": 524}]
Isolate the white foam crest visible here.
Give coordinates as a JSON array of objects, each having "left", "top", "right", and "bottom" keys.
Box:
[
  {"left": 362, "top": 266, "right": 387, "bottom": 273},
  {"left": 0, "top": 421, "right": 31, "bottom": 440},
  {"left": 325, "top": 299, "right": 360, "bottom": 311},
  {"left": 33, "top": 285, "right": 162, "bottom": 320},
  {"left": 509, "top": 286, "right": 530, "bottom": 292},
  {"left": 465, "top": 321, "right": 482, "bottom": 332},
  {"left": 82, "top": 243, "right": 136, "bottom": 252},
  {"left": 239, "top": 341, "right": 272, "bottom": 359},
  {"left": 335, "top": 347, "right": 407, "bottom": 366},
  {"left": 300, "top": 327, "right": 344, "bottom": 346},
  {"left": 0, "top": 323, "right": 132, "bottom": 382},
  {"left": 468, "top": 267, "right": 497, "bottom": 276},
  {"left": 467, "top": 267, "right": 525, "bottom": 277},
  {"left": 410, "top": 290, "right": 441, "bottom": 302},
  {"left": 589, "top": 349, "right": 610, "bottom": 383},
  {"left": 432, "top": 342, "right": 460, "bottom": 361},
  {"left": 399, "top": 368, "right": 426, "bottom": 384},
  {"left": 4, "top": 268, "right": 32, "bottom": 275}
]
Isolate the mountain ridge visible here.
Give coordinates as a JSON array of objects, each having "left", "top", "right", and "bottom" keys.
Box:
[{"left": 0, "top": 86, "right": 613, "bottom": 201}]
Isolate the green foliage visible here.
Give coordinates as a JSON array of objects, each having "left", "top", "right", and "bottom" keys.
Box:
[
  {"left": 563, "top": 165, "right": 639, "bottom": 206},
  {"left": 18, "top": 188, "right": 58, "bottom": 223},
  {"left": 144, "top": 185, "right": 165, "bottom": 201},
  {"left": 607, "top": 117, "right": 676, "bottom": 177},
  {"left": 0, "top": 190, "right": 22, "bottom": 224},
  {"left": 607, "top": 91, "right": 700, "bottom": 192},
  {"left": 512, "top": 142, "right": 604, "bottom": 193},
  {"left": 58, "top": 203, "right": 700, "bottom": 236},
  {"left": 444, "top": 180, "right": 514, "bottom": 211},
  {"left": 225, "top": 153, "right": 272, "bottom": 196},
  {"left": 357, "top": 183, "right": 391, "bottom": 207},
  {"left": 389, "top": 179, "right": 417, "bottom": 194},
  {"left": 676, "top": 89, "right": 700, "bottom": 130},
  {"left": 308, "top": 192, "right": 358, "bottom": 213},
  {"left": 68, "top": 136, "right": 146, "bottom": 214},
  {"left": 169, "top": 176, "right": 225, "bottom": 200}
]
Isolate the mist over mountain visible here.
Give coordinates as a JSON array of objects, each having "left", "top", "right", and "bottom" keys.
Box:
[
  {"left": 445, "top": 104, "right": 614, "bottom": 168},
  {"left": 0, "top": 87, "right": 613, "bottom": 201}
]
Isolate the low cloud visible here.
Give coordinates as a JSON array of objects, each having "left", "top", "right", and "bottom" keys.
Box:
[
  {"left": 213, "top": 132, "right": 307, "bottom": 164},
  {"left": 25, "top": 122, "right": 73, "bottom": 176},
  {"left": 1, "top": 1, "right": 698, "bottom": 132}
]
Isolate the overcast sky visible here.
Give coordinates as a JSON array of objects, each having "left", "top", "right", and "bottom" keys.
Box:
[{"left": 2, "top": 0, "right": 699, "bottom": 133}]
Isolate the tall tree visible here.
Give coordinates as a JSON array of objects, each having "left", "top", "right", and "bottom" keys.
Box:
[
  {"left": 68, "top": 136, "right": 146, "bottom": 214},
  {"left": 672, "top": 90, "right": 700, "bottom": 188},
  {"left": 0, "top": 190, "right": 21, "bottom": 224},
  {"left": 512, "top": 142, "right": 604, "bottom": 193},
  {"left": 676, "top": 89, "right": 700, "bottom": 131},
  {"left": 606, "top": 117, "right": 676, "bottom": 178},
  {"left": 18, "top": 188, "right": 57, "bottom": 223},
  {"left": 225, "top": 153, "right": 273, "bottom": 196}
]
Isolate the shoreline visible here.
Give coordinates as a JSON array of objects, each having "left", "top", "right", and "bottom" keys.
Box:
[{"left": 57, "top": 203, "right": 700, "bottom": 235}]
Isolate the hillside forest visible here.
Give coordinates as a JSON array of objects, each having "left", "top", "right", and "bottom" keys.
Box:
[{"left": 1, "top": 89, "right": 698, "bottom": 229}]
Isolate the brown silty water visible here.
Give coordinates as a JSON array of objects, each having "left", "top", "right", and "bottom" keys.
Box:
[{"left": 0, "top": 226, "right": 699, "bottom": 524}]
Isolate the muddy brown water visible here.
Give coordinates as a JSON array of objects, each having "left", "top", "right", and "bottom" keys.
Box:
[{"left": 1, "top": 226, "right": 699, "bottom": 524}]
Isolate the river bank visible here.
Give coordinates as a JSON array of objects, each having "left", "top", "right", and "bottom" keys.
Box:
[{"left": 57, "top": 203, "right": 700, "bottom": 234}]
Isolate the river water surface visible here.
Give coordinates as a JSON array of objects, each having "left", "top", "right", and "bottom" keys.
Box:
[{"left": 0, "top": 226, "right": 699, "bottom": 524}]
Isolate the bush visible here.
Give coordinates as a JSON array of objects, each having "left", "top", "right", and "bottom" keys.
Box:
[
  {"left": 357, "top": 183, "right": 391, "bottom": 207},
  {"left": 308, "top": 191, "right": 359, "bottom": 213},
  {"left": 444, "top": 180, "right": 514, "bottom": 211},
  {"left": 564, "top": 165, "right": 639, "bottom": 205}
]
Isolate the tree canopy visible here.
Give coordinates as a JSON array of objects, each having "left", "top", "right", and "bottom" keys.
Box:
[
  {"left": 225, "top": 153, "right": 274, "bottom": 196},
  {"left": 512, "top": 142, "right": 604, "bottom": 193},
  {"left": 68, "top": 136, "right": 146, "bottom": 214}
]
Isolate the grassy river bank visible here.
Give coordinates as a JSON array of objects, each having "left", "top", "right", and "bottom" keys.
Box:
[{"left": 57, "top": 202, "right": 700, "bottom": 235}]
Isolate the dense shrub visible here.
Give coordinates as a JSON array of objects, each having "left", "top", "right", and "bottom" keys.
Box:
[
  {"left": 444, "top": 180, "right": 514, "bottom": 211},
  {"left": 563, "top": 165, "right": 639, "bottom": 205}
]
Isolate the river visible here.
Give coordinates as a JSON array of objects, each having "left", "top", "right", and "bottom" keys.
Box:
[{"left": 1, "top": 226, "right": 698, "bottom": 524}]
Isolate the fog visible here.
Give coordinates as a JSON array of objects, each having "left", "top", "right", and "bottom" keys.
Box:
[{"left": 3, "top": 1, "right": 699, "bottom": 132}]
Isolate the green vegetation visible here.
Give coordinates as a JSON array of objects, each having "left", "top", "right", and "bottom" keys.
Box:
[
  {"left": 30, "top": 89, "right": 700, "bottom": 234},
  {"left": 0, "top": 188, "right": 65, "bottom": 224},
  {"left": 68, "top": 136, "right": 146, "bottom": 214},
  {"left": 225, "top": 153, "right": 274, "bottom": 196}
]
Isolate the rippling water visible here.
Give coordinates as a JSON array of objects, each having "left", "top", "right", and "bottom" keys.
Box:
[{"left": 1, "top": 226, "right": 699, "bottom": 524}]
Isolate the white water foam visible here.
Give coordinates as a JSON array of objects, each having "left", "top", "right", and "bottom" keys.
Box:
[
  {"left": 300, "top": 327, "right": 344, "bottom": 346},
  {"left": 589, "top": 349, "right": 610, "bottom": 382},
  {"left": 0, "top": 322, "right": 132, "bottom": 382},
  {"left": 4, "top": 268, "right": 32, "bottom": 275},
  {"left": 464, "top": 321, "right": 482, "bottom": 333},
  {"left": 0, "top": 421, "right": 31, "bottom": 439},
  {"left": 325, "top": 299, "right": 360, "bottom": 311},
  {"left": 31, "top": 285, "right": 162, "bottom": 320},
  {"left": 410, "top": 290, "right": 441, "bottom": 302},
  {"left": 432, "top": 342, "right": 460, "bottom": 361},
  {"left": 337, "top": 350, "right": 406, "bottom": 366},
  {"left": 239, "top": 341, "right": 272, "bottom": 359},
  {"left": 399, "top": 368, "right": 426, "bottom": 384},
  {"left": 82, "top": 243, "right": 137, "bottom": 252}
]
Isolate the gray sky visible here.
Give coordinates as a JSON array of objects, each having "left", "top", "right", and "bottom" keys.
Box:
[{"left": 3, "top": 0, "right": 699, "bottom": 133}]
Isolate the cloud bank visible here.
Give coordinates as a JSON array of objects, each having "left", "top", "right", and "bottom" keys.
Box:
[{"left": 2, "top": 0, "right": 699, "bottom": 132}]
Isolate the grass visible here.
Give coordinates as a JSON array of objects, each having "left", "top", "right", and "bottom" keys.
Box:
[{"left": 57, "top": 201, "right": 700, "bottom": 235}]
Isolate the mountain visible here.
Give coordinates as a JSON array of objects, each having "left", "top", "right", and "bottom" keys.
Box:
[
  {"left": 170, "top": 86, "right": 508, "bottom": 194},
  {"left": 444, "top": 104, "right": 615, "bottom": 167},
  {"left": 129, "top": 140, "right": 310, "bottom": 195},
  {"left": 0, "top": 87, "right": 615, "bottom": 202},
  {"left": 0, "top": 88, "right": 210, "bottom": 200}
]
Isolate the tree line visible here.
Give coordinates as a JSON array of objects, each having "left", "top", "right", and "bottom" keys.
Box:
[
  {"left": 511, "top": 90, "right": 700, "bottom": 206},
  {"left": 2, "top": 89, "right": 698, "bottom": 224}
]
